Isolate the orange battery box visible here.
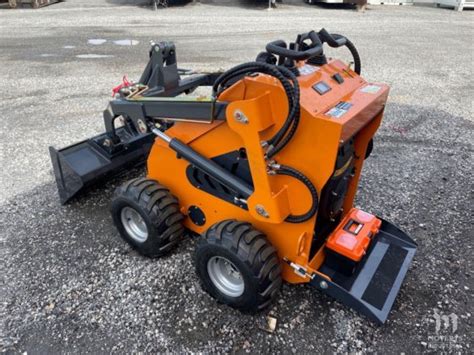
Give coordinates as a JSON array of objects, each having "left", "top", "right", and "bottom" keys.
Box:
[{"left": 326, "top": 208, "right": 382, "bottom": 262}]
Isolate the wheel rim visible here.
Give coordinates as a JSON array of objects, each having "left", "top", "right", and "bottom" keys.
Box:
[
  {"left": 207, "top": 256, "right": 244, "bottom": 298},
  {"left": 120, "top": 207, "right": 148, "bottom": 243}
]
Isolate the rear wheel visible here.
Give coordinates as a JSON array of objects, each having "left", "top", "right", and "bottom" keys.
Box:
[
  {"left": 194, "top": 220, "right": 282, "bottom": 313},
  {"left": 111, "top": 178, "right": 184, "bottom": 257}
]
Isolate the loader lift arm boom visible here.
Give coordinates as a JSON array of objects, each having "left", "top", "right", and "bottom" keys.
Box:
[{"left": 50, "top": 41, "right": 225, "bottom": 204}]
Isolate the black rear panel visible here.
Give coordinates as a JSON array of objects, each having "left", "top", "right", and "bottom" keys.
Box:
[{"left": 311, "top": 139, "right": 355, "bottom": 258}]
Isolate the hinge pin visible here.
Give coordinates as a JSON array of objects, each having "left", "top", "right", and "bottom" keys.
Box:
[
  {"left": 234, "top": 110, "right": 249, "bottom": 124},
  {"left": 256, "top": 204, "right": 269, "bottom": 218}
]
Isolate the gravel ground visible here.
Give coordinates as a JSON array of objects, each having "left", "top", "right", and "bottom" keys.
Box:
[{"left": 1, "top": 1, "right": 473, "bottom": 353}]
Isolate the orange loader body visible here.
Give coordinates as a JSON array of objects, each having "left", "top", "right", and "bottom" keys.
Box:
[
  {"left": 148, "top": 59, "right": 388, "bottom": 284},
  {"left": 51, "top": 31, "right": 417, "bottom": 324}
]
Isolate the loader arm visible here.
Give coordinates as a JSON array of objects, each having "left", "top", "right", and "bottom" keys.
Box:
[{"left": 50, "top": 41, "right": 224, "bottom": 204}]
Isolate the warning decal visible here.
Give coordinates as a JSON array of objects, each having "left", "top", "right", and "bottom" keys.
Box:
[
  {"left": 325, "top": 101, "right": 353, "bottom": 119},
  {"left": 361, "top": 85, "right": 382, "bottom": 94}
]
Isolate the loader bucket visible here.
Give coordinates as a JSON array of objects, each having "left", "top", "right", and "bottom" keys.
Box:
[
  {"left": 313, "top": 219, "right": 417, "bottom": 324},
  {"left": 49, "top": 128, "right": 155, "bottom": 204}
]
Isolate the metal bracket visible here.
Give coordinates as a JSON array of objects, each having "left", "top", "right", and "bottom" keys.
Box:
[{"left": 283, "top": 258, "right": 315, "bottom": 279}]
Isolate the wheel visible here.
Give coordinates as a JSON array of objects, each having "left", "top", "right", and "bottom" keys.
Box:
[
  {"left": 194, "top": 220, "right": 282, "bottom": 313},
  {"left": 111, "top": 178, "right": 185, "bottom": 257}
]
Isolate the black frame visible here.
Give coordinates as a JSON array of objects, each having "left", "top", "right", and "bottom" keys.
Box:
[{"left": 50, "top": 41, "right": 226, "bottom": 204}]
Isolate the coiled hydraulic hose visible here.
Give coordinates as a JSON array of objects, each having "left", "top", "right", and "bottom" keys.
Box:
[
  {"left": 213, "top": 62, "right": 299, "bottom": 153},
  {"left": 214, "top": 62, "right": 317, "bottom": 223},
  {"left": 211, "top": 33, "right": 360, "bottom": 223},
  {"left": 274, "top": 164, "right": 319, "bottom": 223},
  {"left": 265, "top": 65, "right": 300, "bottom": 158}
]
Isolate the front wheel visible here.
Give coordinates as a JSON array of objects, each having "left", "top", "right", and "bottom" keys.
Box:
[
  {"left": 194, "top": 220, "right": 282, "bottom": 313},
  {"left": 111, "top": 178, "right": 184, "bottom": 257}
]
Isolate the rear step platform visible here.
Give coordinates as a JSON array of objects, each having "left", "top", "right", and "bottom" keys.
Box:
[{"left": 312, "top": 219, "right": 417, "bottom": 324}]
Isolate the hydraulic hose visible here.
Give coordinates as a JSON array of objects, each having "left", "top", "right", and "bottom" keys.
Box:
[
  {"left": 213, "top": 62, "right": 300, "bottom": 153},
  {"left": 275, "top": 164, "right": 319, "bottom": 223},
  {"left": 214, "top": 62, "right": 317, "bottom": 223},
  {"left": 266, "top": 65, "right": 299, "bottom": 153},
  {"left": 266, "top": 36, "right": 364, "bottom": 157},
  {"left": 210, "top": 33, "right": 360, "bottom": 223},
  {"left": 331, "top": 33, "right": 361, "bottom": 75},
  {"left": 266, "top": 102, "right": 299, "bottom": 159}
]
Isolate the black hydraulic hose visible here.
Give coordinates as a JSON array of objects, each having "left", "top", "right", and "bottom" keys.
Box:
[
  {"left": 214, "top": 67, "right": 274, "bottom": 97},
  {"left": 214, "top": 64, "right": 303, "bottom": 158},
  {"left": 275, "top": 165, "right": 318, "bottom": 223},
  {"left": 209, "top": 35, "right": 360, "bottom": 224},
  {"left": 332, "top": 33, "right": 361, "bottom": 75},
  {"left": 266, "top": 65, "right": 301, "bottom": 159},
  {"left": 266, "top": 105, "right": 300, "bottom": 159},
  {"left": 277, "top": 165, "right": 318, "bottom": 223},
  {"left": 214, "top": 62, "right": 319, "bottom": 224},
  {"left": 213, "top": 62, "right": 284, "bottom": 95},
  {"left": 216, "top": 64, "right": 299, "bottom": 150},
  {"left": 217, "top": 66, "right": 300, "bottom": 158},
  {"left": 266, "top": 65, "right": 299, "bottom": 149},
  {"left": 213, "top": 62, "right": 300, "bottom": 152}
]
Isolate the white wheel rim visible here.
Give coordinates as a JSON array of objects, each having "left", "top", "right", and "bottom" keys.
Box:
[
  {"left": 207, "top": 256, "right": 244, "bottom": 297},
  {"left": 120, "top": 207, "right": 148, "bottom": 243}
]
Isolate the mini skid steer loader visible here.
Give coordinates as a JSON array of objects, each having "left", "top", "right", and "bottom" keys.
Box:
[{"left": 50, "top": 29, "right": 417, "bottom": 324}]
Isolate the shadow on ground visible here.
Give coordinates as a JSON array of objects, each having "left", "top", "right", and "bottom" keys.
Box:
[{"left": 1, "top": 102, "right": 472, "bottom": 353}]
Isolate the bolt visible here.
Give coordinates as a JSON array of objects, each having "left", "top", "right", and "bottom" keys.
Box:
[
  {"left": 256, "top": 205, "right": 269, "bottom": 218},
  {"left": 234, "top": 110, "right": 248, "bottom": 124},
  {"left": 268, "top": 161, "right": 281, "bottom": 170},
  {"left": 319, "top": 281, "right": 328, "bottom": 289},
  {"left": 136, "top": 119, "right": 148, "bottom": 134}
]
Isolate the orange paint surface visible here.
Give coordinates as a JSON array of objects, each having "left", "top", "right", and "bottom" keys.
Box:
[{"left": 147, "top": 59, "right": 389, "bottom": 283}]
